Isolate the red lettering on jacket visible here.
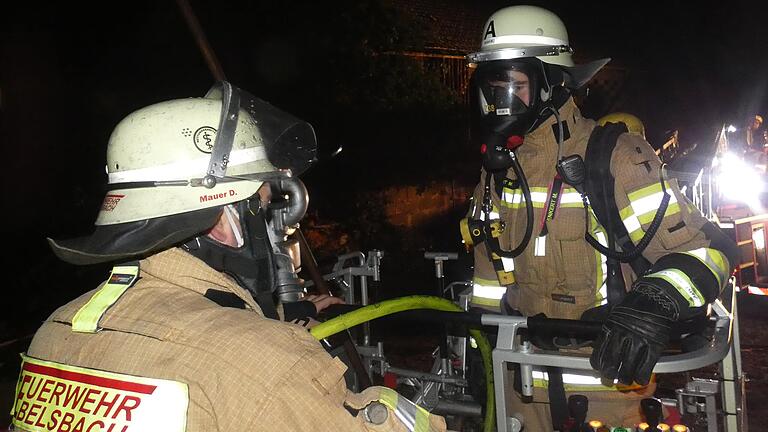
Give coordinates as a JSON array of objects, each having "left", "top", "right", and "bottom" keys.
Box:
[{"left": 112, "top": 395, "right": 141, "bottom": 421}]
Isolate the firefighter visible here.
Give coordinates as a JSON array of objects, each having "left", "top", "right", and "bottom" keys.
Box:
[
  {"left": 745, "top": 114, "right": 763, "bottom": 151},
  {"left": 461, "top": 5, "right": 738, "bottom": 430},
  {"left": 10, "top": 82, "right": 445, "bottom": 432}
]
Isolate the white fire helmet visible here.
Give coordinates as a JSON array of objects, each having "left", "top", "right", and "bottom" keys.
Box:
[
  {"left": 97, "top": 81, "right": 314, "bottom": 225},
  {"left": 467, "top": 5, "right": 574, "bottom": 67},
  {"left": 48, "top": 81, "right": 317, "bottom": 265},
  {"left": 467, "top": 5, "right": 610, "bottom": 91}
]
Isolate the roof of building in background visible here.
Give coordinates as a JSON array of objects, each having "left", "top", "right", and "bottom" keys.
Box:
[{"left": 385, "top": 0, "right": 497, "bottom": 54}]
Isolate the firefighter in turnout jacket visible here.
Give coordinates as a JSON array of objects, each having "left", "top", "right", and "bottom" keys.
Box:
[
  {"left": 461, "top": 5, "right": 739, "bottom": 430},
  {"left": 10, "top": 82, "right": 445, "bottom": 432}
]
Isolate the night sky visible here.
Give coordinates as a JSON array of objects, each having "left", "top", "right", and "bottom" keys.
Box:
[{"left": 1, "top": 0, "right": 767, "bottom": 337}]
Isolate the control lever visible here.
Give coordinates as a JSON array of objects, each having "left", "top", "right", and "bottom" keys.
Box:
[
  {"left": 641, "top": 398, "right": 663, "bottom": 430},
  {"left": 567, "top": 394, "right": 589, "bottom": 432}
]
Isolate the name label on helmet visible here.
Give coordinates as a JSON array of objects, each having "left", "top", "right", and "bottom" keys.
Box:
[
  {"left": 12, "top": 355, "right": 188, "bottom": 432},
  {"left": 101, "top": 194, "right": 125, "bottom": 212},
  {"left": 200, "top": 189, "right": 237, "bottom": 203},
  {"left": 484, "top": 20, "right": 496, "bottom": 40}
]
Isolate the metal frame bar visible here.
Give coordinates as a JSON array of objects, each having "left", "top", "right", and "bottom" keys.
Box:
[{"left": 486, "top": 300, "right": 733, "bottom": 432}]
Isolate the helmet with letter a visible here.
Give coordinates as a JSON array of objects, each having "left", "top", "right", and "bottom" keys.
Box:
[
  {"left": 466, "top": 5, "right": 611, "bottom": 142},
  {"left": 48, "top": 81, "right": 317, "bottom": 266}
]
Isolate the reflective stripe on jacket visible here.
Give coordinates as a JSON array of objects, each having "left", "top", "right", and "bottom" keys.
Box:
[
  {"left": 465, "top": 98, "right": 734, "bottom": 393},
  {"left": 23, "top": 248, "right": 446, "bottom": 432}
]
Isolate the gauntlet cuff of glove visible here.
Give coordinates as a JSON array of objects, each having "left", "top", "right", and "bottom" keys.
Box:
[{"left": 630, "top": 279, "right": 681, "bottom": 321}]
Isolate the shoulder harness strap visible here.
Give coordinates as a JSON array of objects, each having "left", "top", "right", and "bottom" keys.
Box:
[{"left": 584, "top": 123, "right": 654, "bottom": 277}]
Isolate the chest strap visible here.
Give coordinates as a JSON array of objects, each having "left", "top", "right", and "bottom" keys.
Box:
[{"left": 72, "top": 263, "right": 140, "bottom": 333}]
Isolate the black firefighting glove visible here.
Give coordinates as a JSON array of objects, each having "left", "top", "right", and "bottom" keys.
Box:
[
  {"left": 590, "top": 279, "right": 680, "bottom": 385},
  {"left": 283, "top": 300, "right": 318, "bottom": 321}
]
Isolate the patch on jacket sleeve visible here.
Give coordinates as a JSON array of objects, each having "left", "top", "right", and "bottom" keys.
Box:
[
  {"left": 11, "top": 354, "right": 188, "bottom": 432},
  {"left": 551, "top": 294, "right": 576, "bottom": 304}
]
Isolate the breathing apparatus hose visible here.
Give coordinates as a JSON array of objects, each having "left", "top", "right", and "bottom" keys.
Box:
[
  {"left": 482, "top": 151, "right": 534, "bottom": 259},
  {"left": 310, "top": 295, "right": 496, "bottom": 432}
]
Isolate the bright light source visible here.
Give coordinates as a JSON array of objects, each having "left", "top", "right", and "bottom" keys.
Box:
[
  {"left": 717, "top": 152, "right": 766, "bottom": 209},
  {"left": 727, "top": 124, "right": 738, "bottom": 133},
  {"left": 754, "top": 228, "right": 765, "bottom": 251}
]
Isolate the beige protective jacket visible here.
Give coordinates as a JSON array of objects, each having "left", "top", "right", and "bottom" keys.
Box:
[
  {"left": 469, "top": 98, "right": 731, "bottom": 319},
  {"left": 465, "top": 98, "right": 733, "bottom": 429},
  {"left": 13, "top": 247, "right": 445, "bottom": 432}
]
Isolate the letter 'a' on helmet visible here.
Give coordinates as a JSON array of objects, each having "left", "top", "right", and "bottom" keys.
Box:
[
  {"left": 469, "top": 5, "right": 574, "bottom": 67},
  {"left": 48, "top": 81, "right": 318, "bottom": 265},
  {"left": 598, "top": 112, "right": 646, "bottom": 139},
  {"left": 467, "top": 5, "right": 611, "bottom": 90}
]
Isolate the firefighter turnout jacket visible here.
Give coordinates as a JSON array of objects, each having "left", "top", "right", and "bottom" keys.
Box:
[
  {"left": 465, "top": 98, "right": 735, "bottom": 428},
  {"left": 11, "top": 247, "right": 445, "bottom": 432}
]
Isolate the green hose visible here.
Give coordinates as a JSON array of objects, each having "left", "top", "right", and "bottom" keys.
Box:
[{"left": 310, "top": 295, "right": 496, "bottom": 432}]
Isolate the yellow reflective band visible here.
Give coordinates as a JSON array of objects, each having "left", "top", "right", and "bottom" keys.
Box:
[
  {"left": 72, "top": 265, "right": 140, "bottom": 333},
  {"left": 596, "top": 231, "right": 608, "bottom": 306},
  {"left": 529, "top": 190, "right": 548, "bottom": 200},
  {"left": 477, "top": 202, "right": 501, "bottom": 221},
  {"left": 559, "top": 189, "right": 585, "bottom": 208},
  {"left": 683, "top": 248, "right": 729, "bottom": 289},
  {"left": 589, "top": 219, "right": 609, "bottom": 306},
  {"left": 627, "top": 181, "right": 673, "bottom": 202},
  {"left": 470, "top": 297, "right": 503, "bottom": 307},
  {"left": 594, "top": 230, "right": 608, "bottom": 248},
  {"left": 560, "top": 201, "right": 585, "bottom": 208},
  {"left": 646, "top": 269, "right": 705, "bottom": 307},
  {"left": 501, "top": 188, "right": 523, "bottom": 206},
  {"left": 12, "top": 354, "right": 188, "bottom": 432},
  {"left": 473, "top": 276, "right": 500, "bottom": 286},
  {"left": 500, "top": 187, "right": 548, "bottom": 209},
  {"left": 479, "top": 210, "right": 500, "bottom": 221},
  {"left": 637, "top": 202, "right": 680, "bottom": 225},
  {"left": 377, "top": 387, "right": 432, "bottom": 432},
  {"left": 469, "top": 336, "right": 478, "bottom": 349},
  {"left": 619, "top": 205, "right": 645, "bottom": 243},
  {"left": 415, "top": 406, "right": 429, "bottom": 432},
  {"left": 471, "top": 280, "right": 504, "bottom": 307},
  {"left": 503, "top": 186, "right": 548, "bottom": 195},
  {"left": 472, "top": 284, "right": 506, "bottom": 300},
  {"left": 587, "top": 207, "right": 602, "bottom": 230},
  {"left": 620, "top": 182, "right": 680, "bottom": 242},
  {"left": 630, "top": 187, "right": 677, "bottom": 218},
  {"left": 530, "top": 370, "right": 646, "bottom": 392}
]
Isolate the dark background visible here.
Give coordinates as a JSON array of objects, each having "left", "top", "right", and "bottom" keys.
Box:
[{"left": 1, "top": 0, "right": 767, "bottom": 427}]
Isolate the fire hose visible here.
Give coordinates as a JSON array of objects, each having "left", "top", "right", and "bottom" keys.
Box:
[{"left": 311, "top": 295, "right": 497, "bottom": 432}]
